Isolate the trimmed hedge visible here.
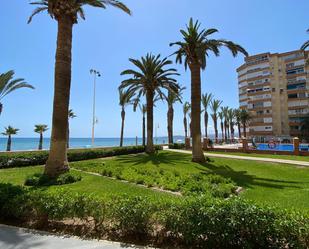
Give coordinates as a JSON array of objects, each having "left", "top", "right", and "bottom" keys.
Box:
[
  {"left": 168, "top": 143, "right": 185, "bottom": 149},
  {"left": 0, "top": 184, "right": 308, "bottom": 248},
  {"left": 25, "top": 173, "right": 82, "bottom": 186},
  {"left": 0, "top": 146, "right": 161, "bottom": 169}
]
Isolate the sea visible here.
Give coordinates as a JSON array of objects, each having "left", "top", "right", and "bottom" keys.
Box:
[{"left": 0, "top": 136, "right": 185, "bottom": 152}]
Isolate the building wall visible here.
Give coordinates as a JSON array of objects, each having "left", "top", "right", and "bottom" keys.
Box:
[{"left": 237, "top": 50, "right": 309, "bottom": 139}]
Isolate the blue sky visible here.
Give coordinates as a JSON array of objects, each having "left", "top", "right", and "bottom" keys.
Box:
[{"left": 0, "top": 0, "right": 308, "bottom": 138}]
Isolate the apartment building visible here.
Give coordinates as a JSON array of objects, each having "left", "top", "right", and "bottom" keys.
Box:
[{"left": 237, "top": 50, "right": 309, "bottom": 140}]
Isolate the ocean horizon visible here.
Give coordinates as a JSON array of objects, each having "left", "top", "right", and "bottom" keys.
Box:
[{"left": 0, "top": 136, "right": 190, "bottom": 152}]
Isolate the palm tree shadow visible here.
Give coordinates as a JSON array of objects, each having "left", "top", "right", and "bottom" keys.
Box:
[
  {"left": 197, "top": 162, "right": 304, "bottom": 190},
  {"left": 115, "top": 152, "right": 189, "bottom": 167}
]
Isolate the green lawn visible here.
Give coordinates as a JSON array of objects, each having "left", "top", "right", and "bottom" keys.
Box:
[
  {"left": 0, "top": 165, "right": 174, "bottom": 202},
  {"left": 1, "top": 151, "right": 308, "bottom": 211},
  {"left": 205, "top": 151, "right": 309, "bottom": 162},
  {"left": 71, "top": 151, "right": 309, "bottom": 211}
]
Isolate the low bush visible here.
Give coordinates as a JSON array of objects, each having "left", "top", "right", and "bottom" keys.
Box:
[
  {"left": 0, "top": 146, "right": 158, "bottom": 169},
  {"left": 1, "top": 185, "right": 308, "bottom": 248},
  {"left": 24, "top": 173, "right": 82, "bottom": 187},
  {"left": 168, "top": 143, "right": 185, "bottom": 149}
]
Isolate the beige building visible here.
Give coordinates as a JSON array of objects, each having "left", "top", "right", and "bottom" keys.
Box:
[{"left": 237, "top": 50, "right": 309, "bottom": 140}]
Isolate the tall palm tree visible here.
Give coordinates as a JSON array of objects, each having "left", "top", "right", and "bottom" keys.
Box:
[
  {"left": 222, "top": 106, "right": 230, "bottom": 142},
  {"left": 119, "top": 89, "right": 135, "bottom": 147},
  {"left": 234, "top": 108, "right": 242, "bottom": 138},
  {"left": 0, "top": 70, "right": 34, "bottom": 116},
  {"left": 201, "top": 93, "right": 213, "bottom": 138},
  {"left": 210, "top": 99, "right": 222, "bottom": 143},
  {"left": 2, "top": 126, "right": 19, "bottom": 152},
  {"left": 120, "top": 54, "right": 179, "bottom": 153},
  {"left": 139, "top": 104, "right": 147, "bottom": 146},
  {"left": 34, "top": 124, "right": 48, "bottom": 150},
  {"left": 228, "top": 108, "right": 235, "bottom": 140},
  {"left": 218, "top": 112, "right": 224, "bottom": 141},
  {"left": 240, "top": 109, "right": 251, "bottom": 138},
  {"left": 28, "top": 0, "right": 131, "bottom": 178},
  {"left": 170, "top": 18, "right": 248, "bottom": 162},
  {"left": 67, "top": 109, "right": 76, "bottom": 148},
  {"left": 166, "top": 87, "right": 184, "bottom": 144},
  {"left": 183, "top": 101, "right": 191, "bottom": 138},
  {"left": 221, "top": 106, "right": 229, "bottom": 142}
]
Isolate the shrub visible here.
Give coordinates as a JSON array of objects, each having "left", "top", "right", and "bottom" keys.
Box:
[
  {"left": 0, "top": 146, "right": 154, "bottom": 169},
  {"left": 0, "top": 186, "right": 308, "bottom": 248},
  {"left": 24, "top": 173, "right": 82, "bottom": 187},
  {"left": 168, "top": 143, "right": 185, "bottom": 149}
]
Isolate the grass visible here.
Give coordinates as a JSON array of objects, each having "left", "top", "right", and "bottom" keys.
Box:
[
  {"left": 205, "top": 151, "right": 309, "bottom": 162},
  {"left": 0, "top": 151, "right": 308, "bottom": 211},
  {"left": 70, "top": 152, "right": 236, "bottom": 198},
  {"left": 71, "top": 151, "right": 309, "bottom": 211},
  {"left": 0, "top": 165, "right": 175, "bottom": 202}
]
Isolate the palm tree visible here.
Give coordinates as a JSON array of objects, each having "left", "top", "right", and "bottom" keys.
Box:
[
  {"left": 2, "top": 126, "right": 19, "bottom": 152},
  {"left": 218, "top": 112, "right": 224, "bottom": 141},
  {"left": 34, "top": 124, "right": 48, "bottom": 150},
  {"left": 170, "top": 18, "right": 248, "bottom": 162},
  {"left": 221, "top": 106, "right": 230, "bottom": 142},
  {"left": 234, "top": 108, "right": 242, "bottom": 138},
  {"left": 210, "top": 99, "right": 222, "bottom": 143},
  {"left": 119, "top": 89, "right": 135, "bottom": 147},
  {"left": 28, "top": 0, "right": 131, "bottom": 178},
  {"left": 166, "top": 87, "right": 184, "bottom": 144},
  {"left": 0, "top": 70, "right": 34, "bottom": 116},
  {"left": 240, "top": 109, "right": 251, "bottom": 138},
  {"left": 139, "top": 104, "right": 147, "bottom": 146},
  {"left": 183, "top": 102, "right": 191, "bottom": 138},
  {"left": 67, "top": 109, "right": 76, "bottom": 148},
  {"left": 201, "top": 93, "right": 213, "bottom": 138},
  {"left": 120, "top": 54, "right": 179, "bottom": 154},
  {"left": 228, "top": 108, "right": 235, "bottom": 140}
]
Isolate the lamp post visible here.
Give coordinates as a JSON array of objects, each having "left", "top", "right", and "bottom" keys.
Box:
[{"left": 90, "top": 69, "right": 101, "bottom": 147}]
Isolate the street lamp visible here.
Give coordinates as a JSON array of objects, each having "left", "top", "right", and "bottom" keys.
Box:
[{"left": 90, "top": 69, "right": 101, "bottom": 147}]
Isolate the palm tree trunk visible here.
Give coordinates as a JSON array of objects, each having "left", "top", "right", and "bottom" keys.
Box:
[
  {"left": 230, "top": 122, "right": 234, "bottom": 140},
  {"left": 184, "top": 116, "right": 188, "bottom": 138},
  {"left": 38, "top": 132, "right": 43, "bottom": 150},
  {"left": 214, "top": 117, "right": 218, "bottom": 143},
  {"left": 146, "top": 91, "right": 154, "bottom": 154},
  {"left": 142, "top": 113, "right": 146, "bottom": 146},
  {"left": 227, "top": 123, "right": 230, "bottom": 142},
  {"left": 6, "top": 135, "right": 11, "bottom": 152},
  {"left": 221, "top": 122, "right": 224, "bottom": 141},
  {"left": 238, "top": 123, "right": 241, "bottom": 138},
  {"left": 224, "top": 121, "right": 227, "bottom": 142},
  {"left": 45, "top": 17, "right": 73, "bottom": 178},
  {"left": 167, "top": 105, "right": 174, "bottom": 144},
  {"left": 204, "top": 112, "right": 208, "bottom": 138},
  {"left": 120, "top": 107, "right": 125, "bottom": 147},
  {"left": 243, "top": 123, "right": 247, "bottom": 138},
  {"left": 190, "top": 63, "right": 205, "bottom": 163}
]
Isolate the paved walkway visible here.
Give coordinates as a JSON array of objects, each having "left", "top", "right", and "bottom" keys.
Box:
[
  {"left": 0, "top": 224, "right": 154, "bottom": 249},
  {"left": 165, "top": 148, "right": 309, "bottom": 167}
]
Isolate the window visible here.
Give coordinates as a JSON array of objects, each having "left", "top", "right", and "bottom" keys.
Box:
[
  {"left": 286, "top": 67, "right": 304, "bottom": 75},
  {"left": 272, "top": 88, "right": 276, "bottom": 92},
  {"left": 288, "top": 93, "right": 298, "bottom": 99}
]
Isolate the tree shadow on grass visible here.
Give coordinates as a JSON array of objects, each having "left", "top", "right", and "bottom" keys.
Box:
[
  {"left": 115, "top": 151, "right": 191, "bottom": 167},
  {"left": 197, "top": 162, "right": 304, "bottom": 190}
]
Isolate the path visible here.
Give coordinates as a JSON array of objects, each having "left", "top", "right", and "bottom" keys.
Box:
[
  {"left": 0, "top": 224, "right": 154, "bottom": 249},
  {"left": 164, "top": 148, "right": 309, "bottom": 167}
]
